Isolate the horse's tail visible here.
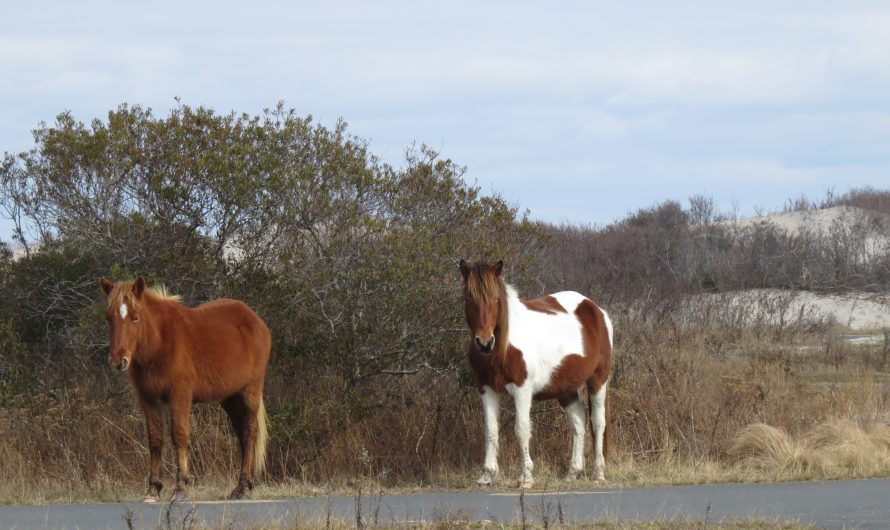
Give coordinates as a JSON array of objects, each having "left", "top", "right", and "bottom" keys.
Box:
[
  {"left": 254, "top": 396, "right": 269, "bottom": 477},
  {"left": 587, "top": 386, "right": 594, "bottom": 442}
]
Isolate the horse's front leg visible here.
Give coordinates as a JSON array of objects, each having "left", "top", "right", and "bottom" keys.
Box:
[
  {"left": 512, "top": 385, "right": 534, "bottom": 489},
  {"left": 139, "top": 397, "right": 164, "bottom": 503},
  {"left": 169, "top": 391, "right": 194, "bottom": 501},
  {"left": 477, "top": 386, "right": 500, "bottom": 486}
]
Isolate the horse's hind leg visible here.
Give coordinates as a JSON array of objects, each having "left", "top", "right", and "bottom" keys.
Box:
[
  {"left": 558, "top": 391, "right": 586, "bottom": 481},
  {"left": 223, "top": 390, "right": 259, "bottom": 500},
  {"left": 586, "top": 376, "right": 609, "bottom": 482}
]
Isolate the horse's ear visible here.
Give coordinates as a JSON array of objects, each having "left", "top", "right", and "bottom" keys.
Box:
[
  {"left": 494, "top": 260, "right": 504, "bottom": 276},
  {"left": 100, "top": 278, "right": 114, "bottom": 296},
  {"left": 133, "top": 277, "right": 146, "bottom": 299},
  {"left": 459, "top": 259, "right": 471, "bottom": 280}
]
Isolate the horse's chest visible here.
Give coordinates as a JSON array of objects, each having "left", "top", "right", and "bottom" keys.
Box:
[
  {"left": 131, "top": 362, "right": 190, "bottom": 400},
  {"left": 468, "top": 346, "right": 528, "bottom": 393}
]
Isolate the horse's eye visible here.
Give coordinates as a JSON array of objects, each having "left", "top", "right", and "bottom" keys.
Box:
[{"left": 132, "top": 315, "right": 140, "bottom": 322}]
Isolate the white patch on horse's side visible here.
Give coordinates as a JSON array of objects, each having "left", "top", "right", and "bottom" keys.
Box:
[
  {"left": 504, "top": 286, "right": 586, "bottom": 395},
  {"left": 551, "top": 291, "right": 587, "bottom": 313},
  {"left": 119, "top": 303, "right": 128, "bottom": 320}
]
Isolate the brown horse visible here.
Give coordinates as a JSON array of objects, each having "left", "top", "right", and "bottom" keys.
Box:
[
  {"left": 460, "top": 260, "right": 613, "bottom": 488},
  {"left": 100, "top": 277, "right": 271, "bottom": 501}
]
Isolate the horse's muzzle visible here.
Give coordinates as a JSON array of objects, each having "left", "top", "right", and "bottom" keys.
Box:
[
  {"left": 112, "top": 356, "right": 130, "bottom": 372},
  {"left": 475, "top": 335, "right": 495, "bottom": 353}
]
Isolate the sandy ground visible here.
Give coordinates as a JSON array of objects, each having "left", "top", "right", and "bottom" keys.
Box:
[
  {"left": 10, "top": 245, "right": 30, "bottom": 260},
  {"left": 790, "top": 289, "right": 890, "bottom": 330},
  {"left": 696, "top": 288, "right": 890, "bottom": 331}
]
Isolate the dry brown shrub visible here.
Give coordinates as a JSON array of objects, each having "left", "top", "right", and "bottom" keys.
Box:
[
  {"left": 728, "top": 424, "right": 798, "bottom": 470},
  {"left": 728, "top": 419, "right": 890, "bottom": 479}
]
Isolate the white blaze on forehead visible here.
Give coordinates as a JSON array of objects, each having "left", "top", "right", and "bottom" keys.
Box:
[{"left": 119, "top": 303, "right": 128, "bottom": 320}]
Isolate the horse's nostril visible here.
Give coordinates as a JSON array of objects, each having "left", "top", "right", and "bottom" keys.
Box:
[{"left": 475, "top": 336, "right": 491, "bottom": 353}]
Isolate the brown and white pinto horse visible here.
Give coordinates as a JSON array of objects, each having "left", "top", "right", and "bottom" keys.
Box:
[
  {"left": 460, "top": 260, "right": 613, "bottom": 488},
  {"left": 100, "top": 277, "right": 271, "bottom": 501}
]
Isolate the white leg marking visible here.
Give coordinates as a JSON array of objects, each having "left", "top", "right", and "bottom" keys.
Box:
[
  {"left": 591, "top": 380, "right": 608, "bottom": 481},
  {"left": 477, "top": 386, "right": 500, "bottom": 486},
  {"left": 513, "top": 386, "right": 534, "bottom": 488},
  {"left": 563, "top": 399, "right": 586, "bottom": 479},
  {"left": 119, "top": 303, "right": 128, "bottom": 319}
]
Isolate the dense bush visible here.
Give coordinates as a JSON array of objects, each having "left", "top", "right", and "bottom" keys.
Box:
[
  {"left": 1, "top": 104, "right": 888, "bottom": 500},
  {"left": 539, "top": 190, "right": 890, "bottom": 302},
  {"left": 0, "top": 104, "right": 546, "bottom": 488}
]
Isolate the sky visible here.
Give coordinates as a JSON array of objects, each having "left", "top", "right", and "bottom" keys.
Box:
[{"left": 2, "top": 0, "right": 890, "bottom": 243}]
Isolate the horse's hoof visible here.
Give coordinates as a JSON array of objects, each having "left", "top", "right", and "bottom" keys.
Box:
[
  {"left": 476, "top": 475, "right": 494, "bottom": 487},
  {"left": 517, "top": 480, "right": 535, "bottom": 489},
  {"left": 593, "top": 470, "right": 606, "bottom": 482},
  {"left": 564, "top": 471, "right": 580, "bottom": 482},
  {"left": 142, "top": 494, "right": 160, "bottom": 504},
  {"left": 171, "top": 491, "right": 189, "bottom": 503},
  {"left": 476, "top": 469, "right": 498, "bottom": 487},
  {"left": 228, "top": 489, "right": 251, "bottom": 501}
]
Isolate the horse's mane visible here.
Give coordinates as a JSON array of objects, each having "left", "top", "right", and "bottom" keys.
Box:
[
  {"left": 464, "top": 263, "right": 510, "bottom": 358},
  {"left": 105, "top": 280, "right": 182, "bottom": 310}
]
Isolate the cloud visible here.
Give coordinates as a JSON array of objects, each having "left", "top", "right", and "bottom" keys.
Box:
[
  {"left": 0, "top": 37, "right": 186, "bottom": 100},
  {"left": 1, "top": 0, "right": 889, "bottom": 238}
]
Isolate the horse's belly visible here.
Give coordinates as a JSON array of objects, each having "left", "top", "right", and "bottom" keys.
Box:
[
  {"left": 532, "top": 352, "right": 596, "bottom": 399},
  {"left": 192, "top": 358, "right": 257, "bottom": 402}
]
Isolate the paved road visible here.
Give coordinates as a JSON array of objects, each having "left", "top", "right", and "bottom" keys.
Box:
[{"left": 2, "top": 478, "right": 889, "bottom": 529}]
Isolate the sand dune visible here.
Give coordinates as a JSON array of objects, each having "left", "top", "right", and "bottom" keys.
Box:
[
  {"left": 699, "top": 288, "right": 890, "bottom": 331},
  {"left": 720, "top": 205, "right": 890, "bottom": 253}
]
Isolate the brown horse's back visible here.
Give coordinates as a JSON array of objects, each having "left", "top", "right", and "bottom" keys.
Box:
[{"left": 181, "top": 299, "right": 271, "bottom": 403}]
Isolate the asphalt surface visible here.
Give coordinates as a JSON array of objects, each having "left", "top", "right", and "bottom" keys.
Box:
[{"left": 2, "top": 478, "right": 889, "bottom": 529}]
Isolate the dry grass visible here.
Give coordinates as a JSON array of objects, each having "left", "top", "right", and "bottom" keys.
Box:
[
  {"left": 729, "top": 419, "right": 890, "bottom": 480},
  {"left": 2, "top": 297, "right": 889, "bottom": 506}
]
